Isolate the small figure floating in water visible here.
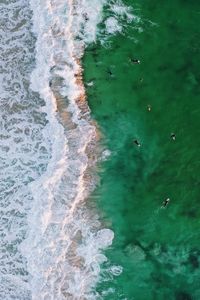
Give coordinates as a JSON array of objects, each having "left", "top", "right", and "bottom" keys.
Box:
[
  {"left": 107, "top": 68, "right": 114, "bottom": 78},
  {"left": 86, "top": 81, "right": 94, "bottom": 87},
  {"left": 129, "top": 58, "right": 141, "bottom": 64},
  {"left": 162, "top": 198, "right": 170, "bottom": 208},
  {"left": 170, "top": 133, "right": 176, "bottom": 140},
  {"left": 147, "top": 104, "right": 151, "bottom": 111},
  {"left": 133, "top": 139, "right": 141, "bottom": 147}
]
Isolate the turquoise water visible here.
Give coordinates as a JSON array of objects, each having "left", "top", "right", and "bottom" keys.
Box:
[{"left": 84, "top": 0, "right": 200, "bottom": 299}]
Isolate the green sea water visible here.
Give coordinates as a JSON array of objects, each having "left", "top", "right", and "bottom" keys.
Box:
[{"left": 83, "top": 1, "right": 200, "bottom": 299}]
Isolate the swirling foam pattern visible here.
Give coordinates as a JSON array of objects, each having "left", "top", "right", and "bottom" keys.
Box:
[{"left": 0, "top": 0, "right": 51, "bottom": 298}]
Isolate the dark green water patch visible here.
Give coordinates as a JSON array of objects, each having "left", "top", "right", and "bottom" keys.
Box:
[{"left": 84, "top": 0, "right": 200, "bottom": 299}]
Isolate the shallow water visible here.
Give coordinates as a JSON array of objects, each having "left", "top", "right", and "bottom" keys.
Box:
[{"left": 83, "top": 0, "right": 200, "bottom": 299}]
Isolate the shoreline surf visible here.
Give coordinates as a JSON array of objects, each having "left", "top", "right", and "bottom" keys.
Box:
[
  {"left": 0, "top": 0, "right": 135, "bottom": 298},
  {"left": 21, "top": 1, "right": 115, "bottom": 299}
]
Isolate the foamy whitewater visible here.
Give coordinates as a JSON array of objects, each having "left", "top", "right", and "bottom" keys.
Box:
[{"left": 0, "top": 0, "right": 135, "bottom": 299}]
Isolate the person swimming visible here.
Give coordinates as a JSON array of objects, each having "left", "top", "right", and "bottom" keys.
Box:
[
  {"left": 129, "top": 58, "right": 140, "bottom": 64},
  {"left": 162, "top": 198, "right": 170, "bottom": 207},
  {"left": 171, "top": 133, "right": 176, "bottom": 140},
  {"left": 133, "top": 139, "right": 141, "bottom": 147},
  {"left": 107, "top": 68, "right": 114, "bottom": 77},
  {"left": 86, "top": 81, "right": 94, "bottom": 87},
  {"left": 147, "top": 104, "right": 151, "bottom": 111}
]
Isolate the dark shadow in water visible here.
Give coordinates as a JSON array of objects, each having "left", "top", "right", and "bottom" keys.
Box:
[
  {"left": 175, "top": 291, "right": 192, "bottom": 300},
  {"left": 188, "top": 252, "right": 199, "bottom": 269}
]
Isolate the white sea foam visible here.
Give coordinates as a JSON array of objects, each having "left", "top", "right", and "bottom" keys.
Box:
[
  {"left": 110, "top": 0, "right": 136, "bottom": 22},
  {"left": 20, "top": 0, "right": 117, "bottom": 299},
  {"left": 0, "top": 0, "right": 137, "bottom": 298},
  {"left": 98, "top": 0, "right": 142, "bottom": 45},
  {"left": 100, "top": 149, "right": 112, "bottom": 162},
  {"left": 0, "top": 0, "right": 51, "bottom": 298},
  {"left": 105, "top": 17, "right": 122, "bottom": 34}
]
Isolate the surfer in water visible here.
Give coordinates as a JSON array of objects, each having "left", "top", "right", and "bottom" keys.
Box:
[
  {"left": 107, "top": 68, "right": 114, "bottom": 78},
  {"left": 133, "top": 139, "right": 141, "bottom": 147},
  {"left": 129, "top": 58, "right": 140, "bottom": 64},
  {"left": 171, "top": 133, "right": 176, "bottom": 140},
  {"left": 147, "top": 104, "right": 151, "bottom": 111},
  {"left": 162, "top": 198, "right": 170, "bottom": 207}
]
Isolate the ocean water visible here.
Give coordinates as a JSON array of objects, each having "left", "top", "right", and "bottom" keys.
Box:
[
  {"left": 1, "top": 0, "right": 200, "bottom": 299},
  {"left": 83, "top": 0, "right": 200, "bottom": 299}
]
